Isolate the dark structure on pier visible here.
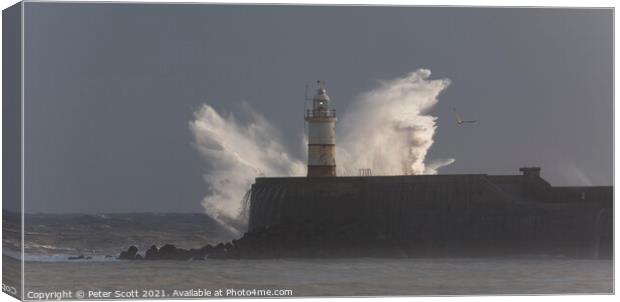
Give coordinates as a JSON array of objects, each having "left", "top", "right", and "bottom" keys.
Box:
[{"left": 248, "top": 167, "right": 613, "bottom": 259}]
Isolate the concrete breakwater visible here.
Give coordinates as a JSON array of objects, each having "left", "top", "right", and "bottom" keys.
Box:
[
  {"left": 118, "top": 168, "right": 612, "bottom": 260},
  {"left": 246, "top": 170, "right": 612, "bottom": 259}
]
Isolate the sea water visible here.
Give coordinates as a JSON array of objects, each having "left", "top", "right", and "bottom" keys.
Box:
[
  {"left": 5, "top": 213, "right": 613, "bottom": 297},
  {"left": 20, "top": 257, "right": 613, "bottom": 296}
]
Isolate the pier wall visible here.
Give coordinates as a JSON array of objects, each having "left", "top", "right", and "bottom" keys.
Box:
[{"left": 248, "top": 175, "right": 612, "bottom": 258}]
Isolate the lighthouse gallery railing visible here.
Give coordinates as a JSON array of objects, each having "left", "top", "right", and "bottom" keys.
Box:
[{"left": 305, "top": 109, "right": 337, "bottom": 118}]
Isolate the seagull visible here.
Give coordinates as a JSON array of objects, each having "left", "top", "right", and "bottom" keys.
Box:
[{"left": 453, "top": 108, "right": 477, "bottom": 125}]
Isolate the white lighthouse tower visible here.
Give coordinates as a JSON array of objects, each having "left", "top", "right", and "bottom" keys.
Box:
[{"left": 305, "top": 80, "right": 337, "bottom": 177}]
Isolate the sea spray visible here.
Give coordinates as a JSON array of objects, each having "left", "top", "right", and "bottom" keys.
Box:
[
  {"left": 189, "top": 103, "right": 305, "bottom": 234},
  {"left": 337, "top": 69, "right": 454, "bottom": 175},
  {"left": 190, "top": 69, "right": 455, "bottom": 232}
]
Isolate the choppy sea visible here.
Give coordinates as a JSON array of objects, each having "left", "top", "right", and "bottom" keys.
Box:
[{"left": 3, "top": 213, "right": 613, "bottom": 297}]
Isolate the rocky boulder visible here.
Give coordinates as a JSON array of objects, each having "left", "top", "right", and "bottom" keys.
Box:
[
  {"left": 118, "top": 245, "right": 139, "bottom": 260},
  {"left": 145, "top": 245, "right": 159, "bottom": 260}
]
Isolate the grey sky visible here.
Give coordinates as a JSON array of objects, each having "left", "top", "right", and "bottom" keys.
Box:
[{"left": 22, "top": 3, "right": 612, "bottom": 213}]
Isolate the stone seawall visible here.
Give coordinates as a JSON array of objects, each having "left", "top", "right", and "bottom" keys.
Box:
[{"left": 248, "top": 175, "right": 612, "bottom": 259}]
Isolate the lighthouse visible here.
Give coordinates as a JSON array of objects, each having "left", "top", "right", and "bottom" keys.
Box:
[{"left": 305, "top": 81, "right": 337, "bottom": 177}]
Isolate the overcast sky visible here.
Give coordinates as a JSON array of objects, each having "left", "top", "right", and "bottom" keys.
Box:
[{"left": 22, "top": 3, "right": 612, "bottom": 213}]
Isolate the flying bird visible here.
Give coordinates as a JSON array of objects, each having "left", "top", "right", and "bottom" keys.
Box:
[{"left": 453, "top": 108, "right": 477, "bottom": 125}]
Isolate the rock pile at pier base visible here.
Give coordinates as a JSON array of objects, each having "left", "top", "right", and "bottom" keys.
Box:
[{"left": 118, "top": 221, "right": 407, "bottom": 260}]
